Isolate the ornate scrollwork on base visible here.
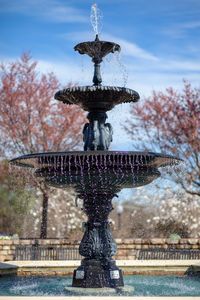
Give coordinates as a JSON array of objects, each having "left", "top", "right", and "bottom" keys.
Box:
[{"left": 79, "top": 221, "right": 117, "bottom": 259}]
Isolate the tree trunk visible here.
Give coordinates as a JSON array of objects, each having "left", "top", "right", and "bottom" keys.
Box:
[{"left": 40, "top": 191, "right": 48, "bottom": 239}]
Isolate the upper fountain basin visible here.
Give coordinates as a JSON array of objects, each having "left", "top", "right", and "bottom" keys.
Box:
[
  {"left": 74, "top": 37, "right": 121, "bottom": 62},
  {"left": 55, "top": 86, "right": 139, "bottom": 112}
]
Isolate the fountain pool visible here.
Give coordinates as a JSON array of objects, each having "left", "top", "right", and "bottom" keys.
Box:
[{"left": 0, "top": 275, "right": 200, "bottom": 296}]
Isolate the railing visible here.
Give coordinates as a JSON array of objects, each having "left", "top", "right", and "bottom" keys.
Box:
[
  {"left": 138, "top": 248, "right": 200, "bottom": 260},
  {"left": 14, "top": 245, "right": 82, "bottom": 260},
  {"left": 14, "top": 245, "right": 200, "bottom": 260}
]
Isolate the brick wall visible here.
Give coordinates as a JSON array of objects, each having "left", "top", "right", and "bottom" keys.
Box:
[
  {"left": 0, "top": 238, "right": 199, "bottom": 261},
  {"left": 115, "top": 238, "right": 200, "bottom": 260}
]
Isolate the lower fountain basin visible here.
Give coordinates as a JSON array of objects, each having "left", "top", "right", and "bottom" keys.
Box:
[
  {"left": 10, "top": 151, "right": 182, "bottom": 190},
  {"left": 34, "top": 166, "right": 160, "bottom": 190}
]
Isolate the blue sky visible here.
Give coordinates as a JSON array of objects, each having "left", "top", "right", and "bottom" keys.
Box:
[{"left": 0, "top": 0, "right": 200, "bottom": 150}]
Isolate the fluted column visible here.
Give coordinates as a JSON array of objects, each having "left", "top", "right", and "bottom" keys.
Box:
[{"left": 72, "top": 194, "right": 124, "bottom": 288}]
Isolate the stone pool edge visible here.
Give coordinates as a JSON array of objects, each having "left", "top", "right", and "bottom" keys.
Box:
[
  {"left": 0, "top": 260, "right": 200, "bottom": 276},
  {"left": 1, "top": 297, "right": 200, "bottom": 300}
]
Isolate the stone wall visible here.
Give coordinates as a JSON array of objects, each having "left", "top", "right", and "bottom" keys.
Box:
[
  {"left": 115, "top": 238, "right": 200, "bottom": 260},
  {"left": 0, "top": 238, "right": 199, "bottom": 261}
]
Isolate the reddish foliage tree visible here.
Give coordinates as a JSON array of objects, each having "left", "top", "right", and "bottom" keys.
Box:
[
  {"left": 125, "top": 81, "right": 200, "bottom": 198},
  {"left": 0, "top": 53, "right": 86, "bottom": 238}
]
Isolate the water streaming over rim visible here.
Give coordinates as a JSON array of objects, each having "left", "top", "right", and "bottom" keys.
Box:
[
  {"left": 10, "top": 151, "right": 182, "bottom": 193},
  {"left": 114, "top": 51, "right": 129, "bottom": 87}
]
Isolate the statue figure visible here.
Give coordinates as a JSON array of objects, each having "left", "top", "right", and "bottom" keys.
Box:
[{"left": 83, "top": 112, "right": 113, "bottom": 151}]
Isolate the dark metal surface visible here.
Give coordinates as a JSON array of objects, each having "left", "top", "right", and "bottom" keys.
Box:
[
  {"left": 55, "top": 85, "right": 139, "bottom": 112},
  {"left": 72, "top": 259, "right": 124, "bottom": 288},
  {"left": 74, "top": 34, "right": 120, "bottom": 62},
  {"left": 83, "top": 112, "right": 113, "bottom": 150},
  {"left": 10, "top": 150, "right": 182, "bottom": 169},
  {"left": 73, "top": 192, "right": 124, "bottom": 288},
  {"left": 93, "top": 62, "right": 102, "bottom": 85},
  {"left": 10, "top": 151, "right": 182, "bottom": 190}
]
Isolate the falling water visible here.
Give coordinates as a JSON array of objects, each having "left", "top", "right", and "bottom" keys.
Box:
[
  {"left": 114, "top": 51, "right": 128, "bottom": 87},
  {"left": 11, "top": 152, "right": 182, "bottom": 198},
  {"left": 159, "top": 160, "right": 186, "bottom": 183},
  {"left": 81, "top": 57, "right": 85, "bottom": 84},
  {"left": 90, "top": 3, "right": 103, "bottom": 36}
]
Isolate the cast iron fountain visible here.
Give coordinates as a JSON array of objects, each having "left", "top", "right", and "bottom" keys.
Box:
[{"left": 10, "top": 6, "right": 182, "bottom": 290}]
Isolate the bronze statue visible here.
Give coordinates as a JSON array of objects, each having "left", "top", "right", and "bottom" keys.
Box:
[{"left": 83, "top": 112, "right": 113, "bottom": 151}]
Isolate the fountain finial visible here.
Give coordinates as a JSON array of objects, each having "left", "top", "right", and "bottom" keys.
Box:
[{"left": 95, "top": 34, "right": 99, "bottom": 41}]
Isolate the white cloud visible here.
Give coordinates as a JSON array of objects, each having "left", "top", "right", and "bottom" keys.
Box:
[
  {"left": 163, "top": 21, "right": 200, "bottom": 38},
  {"left": 37, "top": 58, "right": 92, "bottom": 85},
  {"left": 61, "top": 31, "right": 92, "bottom": 42},
  {"left": 103, "top": 34, "right": 159, "bottom": 62},
  {"left": 0, "top": 0, "right": 87, "bottom": 23},
  {"left": 180, "top": 21, "right": 200, "bottom": 30},
  {"left": 160, "top": 60, "right": 200, "bottom": 72}
]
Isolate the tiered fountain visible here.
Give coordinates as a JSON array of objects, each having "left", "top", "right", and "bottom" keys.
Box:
[{"left": 10, "top": 5, "right": 182, "bottom": 291}]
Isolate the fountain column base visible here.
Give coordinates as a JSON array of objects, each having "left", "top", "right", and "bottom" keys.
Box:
[
  {"left": 72, "top": 258, "right": 124, "bottom": 288},
  {"left": 71, "top": 195, "right": 124, "bottom": 288}
]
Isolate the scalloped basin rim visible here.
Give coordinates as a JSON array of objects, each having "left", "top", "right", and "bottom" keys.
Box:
[
  {"left": 10, "top": 150, "right": 183, "bottom": 169},
  {"left": 55, "top": 85, "right": 139, "bottom": 98},
  {"left": 54, "top": 85, "right": 140, "bottom": 112},
  {"left": 56, "top": 85, "right": 138, "bottom": 92}
]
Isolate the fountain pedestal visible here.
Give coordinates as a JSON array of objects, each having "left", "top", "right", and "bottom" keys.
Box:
[
  {"left": 72, "top": 196, "right": 124, "bottom": 288},
  {"left": 72, "top": 258, "right": 123, "bottom": 288}
]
